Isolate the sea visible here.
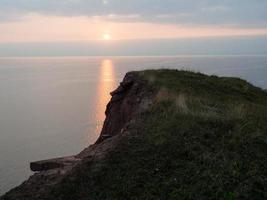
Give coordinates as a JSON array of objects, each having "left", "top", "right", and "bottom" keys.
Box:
[{"left": 0, "top": 55, "right": 267, "bottom": 194}]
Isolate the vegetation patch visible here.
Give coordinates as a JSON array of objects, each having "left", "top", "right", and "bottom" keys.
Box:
[{"left": 51, "top": 70, "right": 267, "bottom": 200}]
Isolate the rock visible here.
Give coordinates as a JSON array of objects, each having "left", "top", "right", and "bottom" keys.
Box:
[
  {"left": 30, "top": 156, "right": 81, "bottom": 172},
  {"left": 95, "top": 72, "right": 155, "bottom": 144}
]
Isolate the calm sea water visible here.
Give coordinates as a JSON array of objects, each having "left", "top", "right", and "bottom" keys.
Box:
[{"left": 0, "top": 56, "right": 267, "bottom": 194}]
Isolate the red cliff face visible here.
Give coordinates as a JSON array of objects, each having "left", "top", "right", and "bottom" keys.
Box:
[
  {"left": 1, "top": 72, "right": 156, "bottom": 200},
  {"left": 96, "top": 72, "right": 155, "bottom": 144}
]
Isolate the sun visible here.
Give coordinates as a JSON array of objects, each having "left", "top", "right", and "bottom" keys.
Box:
[{"left": 102, "top": 33, "right": 111, "bottom": 40}]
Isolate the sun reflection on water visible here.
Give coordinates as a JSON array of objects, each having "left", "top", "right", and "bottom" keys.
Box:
[{"left": 94, "top": 59, "right": 116, "bottom": 138}]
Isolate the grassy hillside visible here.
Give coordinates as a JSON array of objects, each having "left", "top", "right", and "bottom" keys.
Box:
[{"left": 48, "top": 70, "right": 267, "bottom": 199}]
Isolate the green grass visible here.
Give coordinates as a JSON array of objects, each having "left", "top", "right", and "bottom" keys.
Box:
[{"left": 51, "top": 70, "right": 267, "bottom": 200}]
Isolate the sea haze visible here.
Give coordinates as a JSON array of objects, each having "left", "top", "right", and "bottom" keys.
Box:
[
  {"left": 1, "top": 37, "right": 267, "bottom": 57},
  {"left": 0, "top": 55, "right": 267, "bottom": 194}
]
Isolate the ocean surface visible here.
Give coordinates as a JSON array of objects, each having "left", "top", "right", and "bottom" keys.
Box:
[{"left": 0, "top": 56, "right": 267, "bottom": 194}]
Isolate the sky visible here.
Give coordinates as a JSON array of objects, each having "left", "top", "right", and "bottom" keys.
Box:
[{"left": 0, "top": 0, "right": 267, "bottom": 56}]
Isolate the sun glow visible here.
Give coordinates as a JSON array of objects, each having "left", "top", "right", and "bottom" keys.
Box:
[
  {"left": 1, "top": 14, "right": 267, "bottom": 43},
  {"left": 102, "top": 33, "right": 111, "bottom": 40}
]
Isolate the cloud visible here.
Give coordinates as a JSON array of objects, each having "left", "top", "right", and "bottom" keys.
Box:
[{"left": 0, "top": 0, "right": 267, "bottom": 28}]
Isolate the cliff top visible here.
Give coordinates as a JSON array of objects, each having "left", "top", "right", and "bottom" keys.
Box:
[{"left": 2, "top": 69, "right": 267, "bottom": 200}]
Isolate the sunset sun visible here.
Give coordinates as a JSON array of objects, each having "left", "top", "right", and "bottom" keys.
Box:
[{"left": 102, "top": 33, "right": 111, "bottom": 40}]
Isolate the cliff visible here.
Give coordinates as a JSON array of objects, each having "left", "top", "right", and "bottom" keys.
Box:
[{"left": 2, "top": 69, "right": 267, "bottom": 200}]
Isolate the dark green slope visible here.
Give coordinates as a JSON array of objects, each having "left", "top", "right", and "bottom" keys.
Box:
[{"left": 52, "top": 70, "right": 267, "bottom": 200}]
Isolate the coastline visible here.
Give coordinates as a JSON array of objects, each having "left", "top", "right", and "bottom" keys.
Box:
[{"left": 2, "top": 69, "right": 267, "bottom": 200}]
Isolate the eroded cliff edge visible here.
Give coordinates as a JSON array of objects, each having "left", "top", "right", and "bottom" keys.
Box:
[
  {"left": 1, "top": 71, "right": 156, "bottom": 200},
  {"left": 2, "top": 70, "right": 267, "bottom": 200}
]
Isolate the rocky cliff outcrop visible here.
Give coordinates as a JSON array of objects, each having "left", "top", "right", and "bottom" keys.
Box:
[
  {"left": 1, "top": 72, "right": 155, "bottom": 200},
  {"left": 96, "top": 72, "right": 154, "bottom": 143}
]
